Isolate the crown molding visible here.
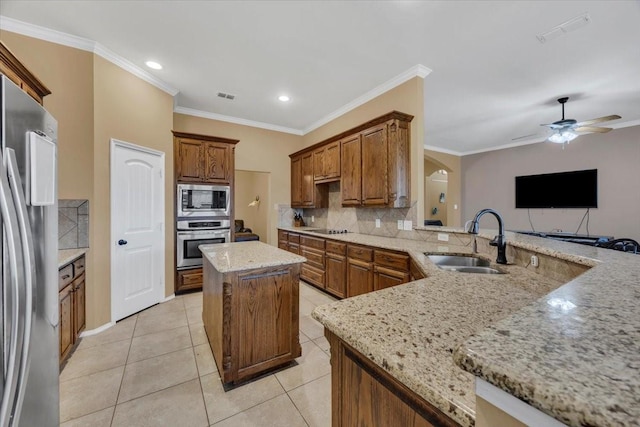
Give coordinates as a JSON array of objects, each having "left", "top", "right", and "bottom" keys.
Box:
[
  {"left": 423, "top": 144, "right": 463, "bottom": 156},
  {"left": 303, "top": 64, "right": 432, "bottom": 134},
  {"left": 0, "top": 15, "right": 178, "bottom": 96},
  {"left": 174, "top": 106, "right": 304, "bottom": 135}
]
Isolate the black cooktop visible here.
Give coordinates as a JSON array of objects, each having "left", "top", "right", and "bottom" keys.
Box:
[{"left": 311, "top": 229, "right": 350, "bottom": 235}]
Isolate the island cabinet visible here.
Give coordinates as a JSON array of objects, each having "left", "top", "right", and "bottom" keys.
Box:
[
  {"left": 202, "top": 242, "right": 304, "bottom": 385},
  {"left": 325, "top": 241, "right": 347, "bottom": 298},
  {"left": 326, "top": 330, "right": 462, "bottom": 427},
  {"left": 59, "top": 254, "right": 86, "bottom": 368},
  {"left": 0, "top": 41, "right": 51, "bottom": 105},
  {"left": 172, "top": 131, "right": 239, "bottom": 184},
  {"left": 313, "top": 140, "right": 341, "bottom": 182}
]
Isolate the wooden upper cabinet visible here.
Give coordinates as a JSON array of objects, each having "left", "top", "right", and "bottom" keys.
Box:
[
  {"left": 340, "top": 135, "right": 362, "bottom": 206},
  {"left": 291, "top": 156, "right": 303, "bottom": 206},
  {"left": 173, "top": 131, "right": 238, "bottom": 185},
  {"left": 290, "top": 152, "right": 327, "bottom": 209},
  {"left": 301, "top": 152, "right": 314, "bottom": 206},
  {"left": 313, "top": 140, "right": 341, "bottom": 182},
  {"left": 0, "top": 41, "right": 51, "bottom": 105},
  {"left": 361, "top": 124, "right": 388, "bottom": 206}
]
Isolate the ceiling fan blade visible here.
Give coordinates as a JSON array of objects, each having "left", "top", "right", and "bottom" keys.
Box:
[
  {"left": 574, "top": 126, "right": 612, "bottom": 133},
  {"left": 540, "top": 123, "right": 563, "bottom": 129},
  {"left": 575, "top": 114, "right": 621, "bottom": 127},
  {"left": 512, "top": 133, "right": 540, "bottom": 141}
]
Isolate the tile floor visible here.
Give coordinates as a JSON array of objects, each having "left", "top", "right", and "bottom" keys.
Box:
[{"left": 59, "top": 282, "right": 336, "bottom": 427}]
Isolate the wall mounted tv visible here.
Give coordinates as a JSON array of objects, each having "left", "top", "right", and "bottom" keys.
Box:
[{"left": 515, "top": 169, "right": 598, "bottom": 209}]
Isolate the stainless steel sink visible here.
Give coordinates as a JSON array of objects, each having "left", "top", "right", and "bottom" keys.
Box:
[{"left": 425, "top": 254, "right": 505, "bottom": 274}]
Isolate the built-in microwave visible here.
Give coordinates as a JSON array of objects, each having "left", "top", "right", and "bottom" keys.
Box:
[{"left": 177, "top": 184, "right": 230, "bottom": 218}]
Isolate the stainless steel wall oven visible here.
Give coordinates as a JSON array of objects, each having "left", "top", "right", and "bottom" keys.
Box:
[{"left": 176, "top": 219, "right": 230, "bottom": 269}]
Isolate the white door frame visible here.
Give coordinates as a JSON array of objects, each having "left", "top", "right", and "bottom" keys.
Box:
[{"left": 110, "top": 138, "right": 165, "bottom": 322}]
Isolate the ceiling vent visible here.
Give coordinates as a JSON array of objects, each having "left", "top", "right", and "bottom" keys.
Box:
[
  {"left": 217, "top": 92, "right": 236, "bottom": 100},
  {"left": 537, "top": 12, "right": 591, "bottom": 44}
]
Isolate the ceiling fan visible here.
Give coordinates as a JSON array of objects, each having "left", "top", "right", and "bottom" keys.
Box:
[{"left": 541, "top": 97, "right": 621, "bottom": 145}]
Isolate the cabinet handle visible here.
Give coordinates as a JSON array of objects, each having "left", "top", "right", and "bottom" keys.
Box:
[{"left": 62, "top": 274, "right": 70, "bottom": 280}]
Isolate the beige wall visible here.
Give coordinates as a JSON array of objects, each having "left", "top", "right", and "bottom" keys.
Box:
[
  {"left": 461, "top": 125, "right": 640, "bottom": 241},
  {"left": 173, "top": 113, "right": 302, "bottom": 245},
  {"left": 302, "top": 77, "right": 425, "bottom": 224},
  {"left": 235, "top": 170, "right": 270, "bottom": 241},
  {"left": 92, "top": 56, "right": 174, "bottom": 327},
  {"left": 424, "top": 151, "right": 462, "bottom": 226}
]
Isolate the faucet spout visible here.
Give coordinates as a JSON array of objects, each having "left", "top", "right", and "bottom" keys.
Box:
[{"left": 468, "top": 208, "right": 508, "bottom": 265}]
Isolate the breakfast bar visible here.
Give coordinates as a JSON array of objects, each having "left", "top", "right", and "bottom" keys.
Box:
[{"left": 200, "top": 241, "right": 306, "bottom": 385}]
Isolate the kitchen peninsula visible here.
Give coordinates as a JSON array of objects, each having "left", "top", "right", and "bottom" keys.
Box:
[
  {"left": 200, "top": 241, "right": 306, "bottom": 385},
  {"left": 303, "top": 227, "right": 640, "bottom": 427}
]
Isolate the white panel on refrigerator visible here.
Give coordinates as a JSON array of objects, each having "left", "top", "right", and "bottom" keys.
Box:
[{"left": 28, "top": 131, "right": 56, "bottom": 206}]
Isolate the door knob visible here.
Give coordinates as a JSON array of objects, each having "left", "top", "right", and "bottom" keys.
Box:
[{"left": 118, "top": 239, "right": 128, "bottom": 246}]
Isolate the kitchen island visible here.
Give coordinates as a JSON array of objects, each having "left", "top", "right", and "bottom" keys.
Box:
[
  {"left": 306, "top": 226, "right": 640, "bottom": 427},
  {"left": 200, "top": 241, "right": 306, "bottom": 385}
]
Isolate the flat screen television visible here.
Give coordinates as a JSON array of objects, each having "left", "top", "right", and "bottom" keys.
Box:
[{"left": 515, "top": 169, "right": 597, "bottom": 209}]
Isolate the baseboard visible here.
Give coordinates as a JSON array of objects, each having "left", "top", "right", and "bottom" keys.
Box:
[
  {"left": 163, "top": 293, "right": 175, "bottom": 302},
  {"left": 80, "top": 321, "right": 115, "bottom": 337}
]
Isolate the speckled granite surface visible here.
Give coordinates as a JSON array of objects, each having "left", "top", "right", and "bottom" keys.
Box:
[
  {"left": 302, "top": 226, "right": 639, "bottom": 427},
  {"left": 58, "top": 248, "right": 88, "bottom": 268},
  {"left": 200, "top": 241, "right": 306, "bottom": 273}
]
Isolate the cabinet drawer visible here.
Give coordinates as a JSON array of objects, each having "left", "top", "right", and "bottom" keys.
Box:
[
  {"left": 374, "top": 250, "right": 409, "bottom": 271},
  {"left": 288, "top": 233, "right": 300, "bottom": 244},
  {"left": 181, "top": 270, "right": 203, "bottom": 286},
  {"left": 300, "top": 235, "right": 325, "bottom": 250},
  {"left": 301, "top": 264, "right": 325, "bottom": 288},
  {"left": 288, "top": 243, "right": 300, "bottom": 254},
  {"left": 58, "top": 264, "right": 74, "bottom": 291},
  {"left": 326, "top": 240, "right": 346, "bottom": 256},
  {"left": 73, "top": 256, "right": 86, "bottom": 278},
  {"left": 278, "top": 230, "right": 289, "bottom": 241},
  {"left": 301, "top": 247, "right": 325, "bottom": 270},
  {"left": 348, "top": 245, "right": 373, "bottom": 262}
]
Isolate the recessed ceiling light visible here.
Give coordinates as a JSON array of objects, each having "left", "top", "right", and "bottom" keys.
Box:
[
  {"left": 145, "top": 61, "right": 163, "bottom": 70},
  {"left": 278, "top": 95, "right": 290, "bottom": 102}
]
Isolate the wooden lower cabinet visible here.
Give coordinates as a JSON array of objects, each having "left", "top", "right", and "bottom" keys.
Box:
[
  {"left": 325, "top": 252, "right": 347, "bottom": 298},
  {"left": 374, "top": 265, "right": 410, "bottom": 291},
  {"left": 176, "top": 268, "right": 203, "bottom": 293},
  {"left": 203, "top": 261, "right": 302, "bottom": 385},
  {"left": 410, "top": 259, "right": 427, "bottom": 281},
  {"left": 347, "top": 258, "right": 374, "bottom": 297},
  {"left": 59, "top": 254, "right": 87, "bottom": 367},
  {"left": 327, "top": 330, "right": 461, "bottom": 427}
]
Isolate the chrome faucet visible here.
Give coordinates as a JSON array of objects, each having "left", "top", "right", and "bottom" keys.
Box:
[{"left": 467, "top": 208, "right": 508, "bottom": 264}]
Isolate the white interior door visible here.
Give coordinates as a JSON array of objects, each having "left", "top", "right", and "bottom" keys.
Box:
[{"left": 111, "top": 139, "right": 165, "bottom": 321}]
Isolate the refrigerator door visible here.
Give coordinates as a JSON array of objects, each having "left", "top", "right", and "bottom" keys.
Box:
[{"left": 1, "top": 75, "right": 59, "bottom": 426}]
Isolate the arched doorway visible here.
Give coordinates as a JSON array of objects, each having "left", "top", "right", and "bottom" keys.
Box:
[{"left": 424, "top": 157, "right": 452, "bottom": 226}]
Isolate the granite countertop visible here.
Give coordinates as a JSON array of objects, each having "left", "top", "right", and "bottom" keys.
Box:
[
  {"left": 58, "top": 248, "right": 88, "bottom": 268},
  {"left": 300, "top": 226, "right": 640, "bottom": 427},
  {"left": 200, "top": 241, "right": 306, "bottom": 273}
]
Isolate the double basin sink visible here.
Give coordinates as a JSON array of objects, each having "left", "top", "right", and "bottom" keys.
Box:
[{"left": 426, "top": 254, "right": 505, "bottom": 274}]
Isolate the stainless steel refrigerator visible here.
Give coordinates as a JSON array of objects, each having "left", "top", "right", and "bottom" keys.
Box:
[{"left": 0, "top": 75, "right": 59, "bottom": 425}]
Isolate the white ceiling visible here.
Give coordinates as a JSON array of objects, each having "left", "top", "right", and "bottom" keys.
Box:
[{"left": 1, "top": 1, "right": 640, "bottom": 154}]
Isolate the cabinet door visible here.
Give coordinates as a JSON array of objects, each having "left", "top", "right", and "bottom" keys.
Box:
[
  {"left": 374, "top": 266, "right": 410, "bottom": 291},
  {"left": 324, "top": 141, "right": 341, "bottom": 179},
  {"left": 313, "top": 148, "right": 325, "bottom": 180},
  {"left": 326, "top": 253, "right": 347, "bottom": 298},
  {"left": 73, "top": 276, "right": 86, "bottom": 335},
  {"left": 59, "top": 285, "right": 74, "bottom": 362},
  {"left": 347, "top": 258, "right": 373, "bottom": 297},
  {"left": 203, "top": 142, "right": 230, "bottom": 183},
  {"left": 176, "top": 139, "right": 203, "bottom": 182},
  {"left": 341, "top": 135, "right": 362, "bottom": 206},
  {"left": 176, "top": 268, "right": 203, "bottom": 293},
  {"left": 301, "top": 152, "right": 314, "bottom": 206},
  {"left": 291, "top": 156, "right": 303, "bottom": 206},
  {"left": 361, "top": 124, "right": 388, "bottom": 205}
]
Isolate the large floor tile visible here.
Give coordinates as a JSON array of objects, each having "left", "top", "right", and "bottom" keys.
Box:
[
  {"left": 201, "top": 373, "right": 285, "bottom": 424},
  {"left": 59, "top": 366, "right": 124, "bottom": 423},
  {"left": 186, "top": 305, "right": 204, "bottom": 325},
  {"left": 288, "top": 374, "right": 331, "bottom": 427},
  {"left": 183, "top": 291, "right": 203, "bottom": 308},
  {"left": 275, "top": 341, "right": 331, "bottom": 391},
  {"left": 300, "top": 283, "right": 336, "bottom": 307},
  {"left": 112, "top": 379, "right": 208, "bottom": 427},
  {"left": 299, "top": 315, "right": 325, "bottom": 340},
  {"left": 118, "top": 348, "right": 198, "bottom": 403},
  {"left": 313, "top": 335, "right": 330, "bottom": 352},
  {"left": 194, "top": 343, "right": 217, "bottom": 377},
  {"left": 60, "top": 338, "right": 130, "bottom": 382},
  {"left": 211, "top": 394, "right": 307, "bottom": 427},
  {"left": 137, "top": 297, "right": 185, "bottom": 318},
  {"left": 299, "top": 297, "right": 316, "bottom": 317},
  {"left": 59, "top": 406, "right": 114, "bottom": 427},
  {"left": 190, "top": 324, "right": 208, "bottom": 346},
  {"left": 77, "top": 316, "right": 137, "bottom": 350},
  {"left": 133, "top": 309, "right": 188, "bottom": 337},
  {"left": 128, "top": 325, "right": 192, "bottom": 363},
  {"left": 299, "top": 330, "right": 311, "bottom": 344}
]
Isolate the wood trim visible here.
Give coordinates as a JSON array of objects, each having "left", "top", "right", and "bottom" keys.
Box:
[
  {"left": 289, "top": 110, "right": 414, "bottom": 158},
  {"left": 0, "top": 41, "right": 51, "bottom": 98},
  {"left": 171, "top": 130, "right": 239, "bottom": 145}
]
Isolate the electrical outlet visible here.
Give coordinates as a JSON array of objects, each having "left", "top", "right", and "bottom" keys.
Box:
[
  {"left": 311, "top": 215, "right": 315, "bottom": 223},
  {"left": 454, "top": 204, "right": 458, "bottom": 210},
  {"left": 397, "top": 220, "right": 403, "bottom": 230},
  {"left": 531, "top": 255, "right": 539, "bottom": 267},
  {"left": 375, "top": 219, "right": 381, "bottom": 228},
  {"left": 403, "top": 220, "right": 412, "bottom": 231},
  {"left": 438, "top": 233, "right": 449, "bottom": 242}
]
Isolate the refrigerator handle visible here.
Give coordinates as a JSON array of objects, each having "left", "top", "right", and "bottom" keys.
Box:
[
  {"left": 6, "top": 149, "right": 36, "bottom": 425},
  {"left": 0, "top": 150, "right": 27, "bottom": 427}
]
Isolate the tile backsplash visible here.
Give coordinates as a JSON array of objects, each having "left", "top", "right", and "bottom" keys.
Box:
[{"left": 59, "top": 199, "right": 89, "bottom": 249}]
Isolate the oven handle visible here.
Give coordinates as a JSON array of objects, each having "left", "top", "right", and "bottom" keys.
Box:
[{"left": 177, "top": 230, "right": 230, "bottom": 239}]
